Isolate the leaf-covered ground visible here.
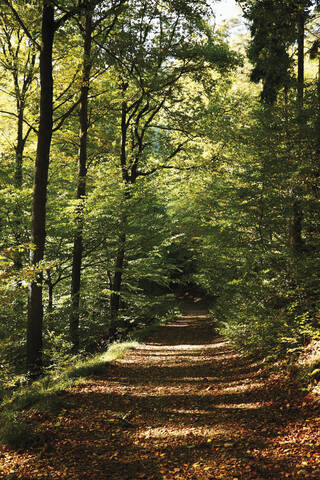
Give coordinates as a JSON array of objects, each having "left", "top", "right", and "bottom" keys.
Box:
[{"left": 1, "top": 301, "right": 320, "bottom": 479}]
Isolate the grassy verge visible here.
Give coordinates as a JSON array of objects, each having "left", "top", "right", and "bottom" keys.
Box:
[
  {"left": 213, "top": 309, "right": 320, "bottom": 396},
  {"left": 0, "top": 306, "right": 180, "bottom": 449},
  {"left": 0, "top": 340, "right": 139, "bottom": 449}
]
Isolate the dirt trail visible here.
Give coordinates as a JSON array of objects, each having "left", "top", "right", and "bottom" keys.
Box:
[{"left": 1, "top": 303, "right": 320, "bottom": 479}]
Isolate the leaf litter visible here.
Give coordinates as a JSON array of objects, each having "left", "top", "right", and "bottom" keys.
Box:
[{"left": 1, "top": 301, "right": 320, "bottom": 479}]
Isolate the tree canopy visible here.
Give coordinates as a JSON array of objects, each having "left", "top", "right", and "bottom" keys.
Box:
[{"left": 0, "top": 0, "right": 319, "bottom": 384}]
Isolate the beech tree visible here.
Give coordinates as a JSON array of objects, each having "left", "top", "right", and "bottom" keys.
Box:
[
  {"left": 69, "top": 0, "right": 125, "bottom": 351},
  {"left": 3, "top": 0, "right": 95, "bottom": 375},
  {"left": 0, "top": 6, "right": 38, "bottom": 274},
  {"left": 102, "top": 0, "right": 238, "bottom": 322},
  {"left": 0, "top": 0, "right": 319, "bottom": 387}
]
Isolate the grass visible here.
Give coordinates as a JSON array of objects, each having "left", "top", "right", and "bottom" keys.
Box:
[
  {"left": 4, "top": 340, "right": 140, "bottom": 411},
  {"left": 0, "top": 307, "right": 179, "bottom": 450},
  {"left": 0, "top": 340, "right": 139, "bottom": 449},
  {"left": 0, "top": 412, "right": 38, "bottom": 449}
]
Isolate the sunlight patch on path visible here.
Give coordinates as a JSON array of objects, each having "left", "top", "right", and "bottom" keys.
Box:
[
  {"left": 215, "top": 402, "right": 262, "bottom": 410},
  {"left": 139, "top": 425, "right": 235, "bottom": 440},
  {"left": 142, "top": 344, "right": 223, "bottom": 351},
  {"left": 221, "top": 382, "right": 265, "bottom": 393}
]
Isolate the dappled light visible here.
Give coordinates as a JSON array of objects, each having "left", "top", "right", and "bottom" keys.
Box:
[
  {"left": 214, "top": 402, "right": 262, "bottom": 410},
  {"left": 139, "top": 425, "right": 234, "bottom": 440},
  {"left": 1, "top": 0, "right": 320, "bottom": 477},
  {"left": 2, "top": 305, "right": 320, "bottom": 479}
]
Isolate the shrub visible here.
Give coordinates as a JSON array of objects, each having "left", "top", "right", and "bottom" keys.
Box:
[{"left": 0, "top": 412, "right": 37, "bottom": 449}]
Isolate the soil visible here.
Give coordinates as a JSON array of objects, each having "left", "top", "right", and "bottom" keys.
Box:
[{"left": 1, "top": 300, "right": 320, "bottom": 479}]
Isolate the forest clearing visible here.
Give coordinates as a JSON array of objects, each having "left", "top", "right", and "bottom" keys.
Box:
[{"left": 1, "top": 0, "right": 320, "bottom": 478}]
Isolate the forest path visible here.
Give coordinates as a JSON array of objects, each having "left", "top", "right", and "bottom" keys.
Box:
[{"left": 2, "top": 301, "right": 320, "bottom": 479}]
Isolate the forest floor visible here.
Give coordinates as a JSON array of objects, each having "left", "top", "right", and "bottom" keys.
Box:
[{"left": 1, "top": 300, "right": 320, "bottom": 480}]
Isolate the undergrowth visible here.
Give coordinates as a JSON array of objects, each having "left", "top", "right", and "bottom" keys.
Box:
[
  {"left": 0, "top": 340, "right": 139, "bottom": 449},
  {"left": 0, "top": 307, "right": 178, "bottom": 450},
  {"left": 213, "top": 306, "right": 320, "bottom": 393}
]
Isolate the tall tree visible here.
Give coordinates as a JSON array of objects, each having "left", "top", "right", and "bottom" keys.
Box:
[
  {"left": 238, "top": 0, "right": 316, "bottom": 102},
  {"left": 0, "top": 7, "right": 38, "bottom": 271},
  {"left": 69, "top": 0, "right": 125, "bottom": 350},
  {"left": 289, "top": 3, "right": 306, "bottom": 253},
  {"left": 104, "top": 0, "right": 238, "bottom": 321},
  {"left": 69, "top": 2, "right": 94, "bottom": 351},
  {"left": 27, "top": 1, "right": 55, "bottom": 375},
  {"left": 3, "top": 0, "right": 93, "bottom": 375},
  {"left": 0, "top": 17, "right": 37, "bottom": 189},
  {"left": 238, "top": 0, "right": 319, "bottom": 252}
]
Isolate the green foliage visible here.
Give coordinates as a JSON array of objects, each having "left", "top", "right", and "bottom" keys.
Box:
[
  {"left": 0, "top": 412, "right": 37, "bottom": 449},
  {"left": 0, "top": 338, "right": 140, "bottom": 448},
  {"left": 0, "top": 0, "right": 319, "bottom": 386},
  {"left": 239, "top": 0, "right": 315, "bottom": 103}
]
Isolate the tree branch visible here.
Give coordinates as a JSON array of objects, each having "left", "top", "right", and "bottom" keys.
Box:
[
  {"left": 2, "top": 1, "right": 40, "bottom": 50},
  {"left": 0, "top": 110, "right": 38, "bottom": 134},
  {"left": 135, "top": 141, "right": 191, "bottom": 178},
  {"left": 52, "top": 99, "right": 81, "bottom": 132}
]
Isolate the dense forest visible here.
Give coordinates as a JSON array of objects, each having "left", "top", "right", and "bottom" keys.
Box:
[{"left": 0, "top": 0, "right": 319, "bottom": 393}]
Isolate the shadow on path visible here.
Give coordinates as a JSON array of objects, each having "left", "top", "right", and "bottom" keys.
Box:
[{"left": 3, "top": 302, "right": 320, "bottom": 480}]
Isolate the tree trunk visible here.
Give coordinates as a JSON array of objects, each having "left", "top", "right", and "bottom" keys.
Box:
[
  {"left": 27, "top": 2, "right": 54, "bottom": 376},
  {"left": 297, "top": 10, "right": 304, "bottom": 110},
  {"left": 110, "top": 227, "right": 127, "bottom": 321},
  {"left": 289, "top": 200, "right": 304, "bottom": 251},
  {"left": 110, "top": 97, "right": 129, "bottom": 322},
  {"left": 15, "top": 107, "right": 24, "bottom": 189},
  {"left": 48, "top": 282, "right": 53, "bottom": 313},
  {"left": 316, "top": 56, "right": 320, "bottom": 176},
  {"left": 69, "top": 6, "right": 93, "bottom": 351},
  {"left": 13, "top": 107, "right": 24, "bottom": 271},
  {"left": 289, "top": 9, "right": 304, "bottom": 253}
]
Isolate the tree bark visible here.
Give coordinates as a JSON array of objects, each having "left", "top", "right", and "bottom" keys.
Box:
[
  {"left": 110, "top": 227, "right": 127, "bottom": 321},
  {"left": 297, "top": 9, "right": 304, "bottom": 110},
  {"left": 47, "top": 270, "right": 54, "bottom": 313},
  {"left": 13, "top": 107, "right": 25, "bottom": 271},
  {"left": 27, "top": 2, "right": 54, "bottom": 376},
  {"left": 316, "top": 56, "right": 320, "bottom": 172},
  {"left": 70, "top": 5, "right": 93, "bottom": 351},
  {"left": 15, "top": 107, "right": 24, "bottom": 189},
  {"left": 289, "top": 9, "right": 305, "bottom": 253},
  {"left": 110, "top": 98, "right": 129, "bottom": 322}
]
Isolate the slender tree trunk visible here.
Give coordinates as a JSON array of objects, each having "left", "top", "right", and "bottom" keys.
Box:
[
  {"left": 297, "top": 11, "right": 304, "bottom": 110},
  {"left": 316, "top": 56, "right": 320, "bottom": 166},
  {"left": 69, "top": 6, "right": 93, "bottom": 351},
  {"left": 289, "top": 10, "right": 304, "bottom": 253},
  {"left": 13, "top": 107, "right": 24, "bottom": 270},
  {"left": 27, "top": 3, "right": 54, "bottom": 376},
  {"left": 47, "top": 272, "right": 54, "bottom": 313},
  {"left": 110, "top": 224, "right": 127, "bottom": 321},
  {"left": 15, "top": 107, "right": 24, "bottom": 189},
  {"left": 48, "top": 285, "right": 53, "bottom": 312},
  {"left": 311, "top": 56, "right": 320, "bottom": 201},
  {"left": 110, "top": 97, "right": 130, "bottom": 322}
]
